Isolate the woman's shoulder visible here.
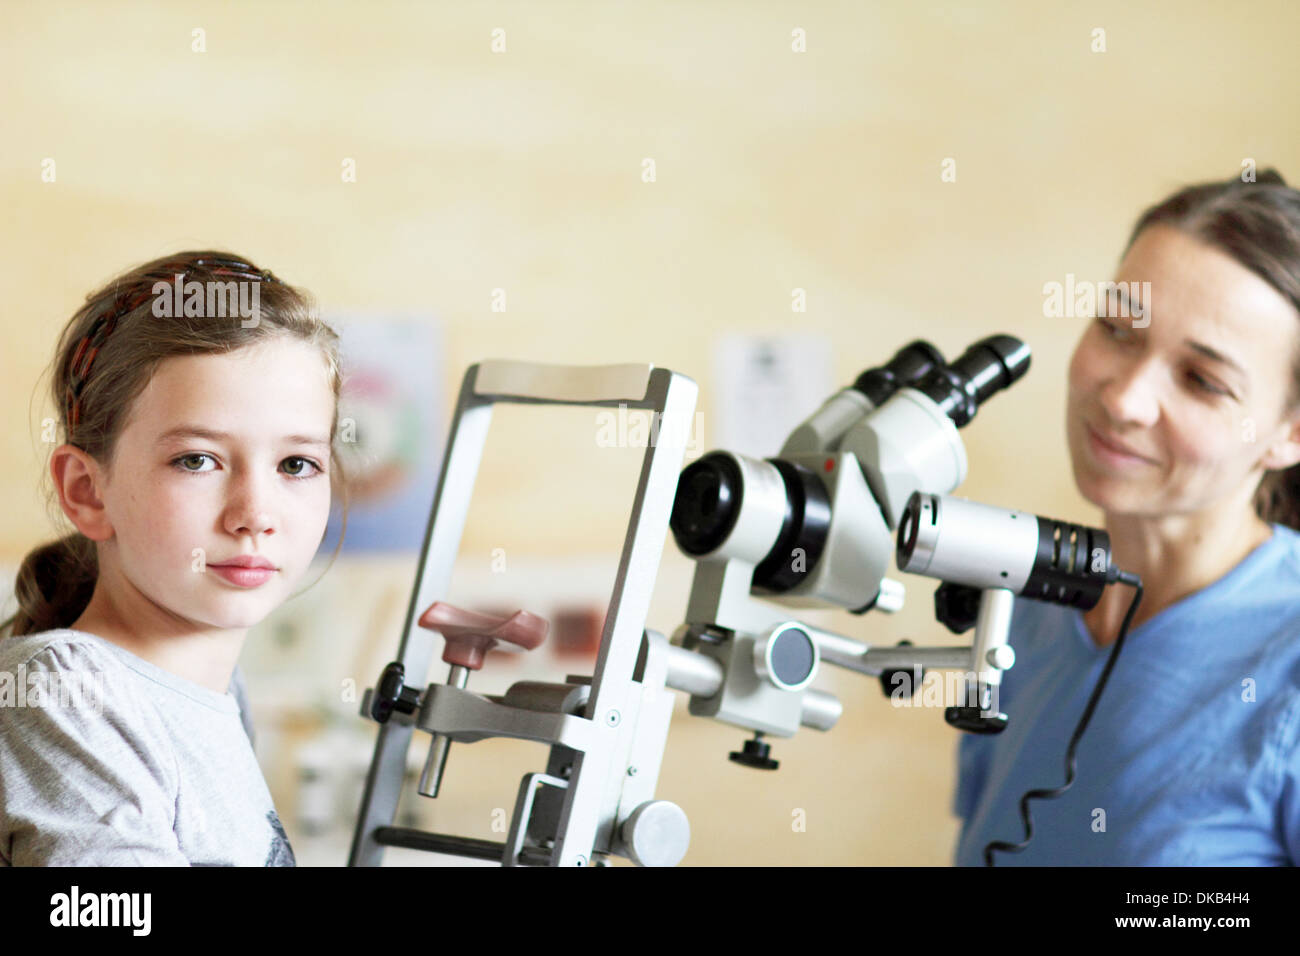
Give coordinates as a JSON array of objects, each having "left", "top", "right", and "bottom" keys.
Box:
[
  {"left": 1267, "top": 522, "right": 1300, "bottom": 581},
  {"left": 1244, "top": 524, "right": 1300, "bottom": 652}
]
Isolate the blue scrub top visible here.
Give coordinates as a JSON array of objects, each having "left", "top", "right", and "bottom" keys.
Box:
[{"left": 954, "top": 522, "right": 1300, "bottom": 866}]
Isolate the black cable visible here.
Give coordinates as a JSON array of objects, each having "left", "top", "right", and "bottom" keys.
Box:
[{"left": 983, "top": 569, "right": 1143, "bottom": 866}]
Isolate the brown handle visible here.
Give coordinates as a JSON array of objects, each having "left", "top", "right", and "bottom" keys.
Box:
[{"left": 417, "top": 600, "right": 549, "bottom": 670}]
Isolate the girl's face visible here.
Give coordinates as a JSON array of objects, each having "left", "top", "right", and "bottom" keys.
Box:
[
  {"left": 101, "top": 337, "right": 335, "bottom": 631},
  {"left": 1066, "top": 224, "right": 1300, "bottom": 518}
]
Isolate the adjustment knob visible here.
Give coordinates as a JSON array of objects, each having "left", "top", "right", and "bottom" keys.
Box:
[
  {"left": 621, "top": 800, "right": 691, "bottom": 867},
  {"left": 370, "top": 661, "right": 421, "bottom": 723},
  {"left": 874, "top": 577, "right": 906, "bottom": 614},
  {"left": 879, "top": 639, "right": 924, "bottom": 699},
  {"left": 945, "top": 706, "right": 1008, "bottom": 734},
  {"left": 729, "top": 732, "right": 779, "bottom": 770},
  {"left": 752, "top": 623, "right": 818, "bottom": 691},
  {"left": 985, "top": 645, "right": 1016, "bottom": 670},
  {"left": 944, "top": 680, "right": 1007, "bottom": 733},
  {"left": 934, "top": 581, "right": 982, "bottom": 634}
]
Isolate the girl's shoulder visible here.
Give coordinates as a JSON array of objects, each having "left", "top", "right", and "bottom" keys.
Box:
[
  {"left": 0, "top": 628, "right": 239, "bottom": 716},
  {"left": 0, "top": 627, "right": 128, "bottom": 674},
  {"left": 0, "top": 628, "right": 157, "bottom": 725},
  {"left": 0, "top": 629, "right": 174, "bottom": 783}
]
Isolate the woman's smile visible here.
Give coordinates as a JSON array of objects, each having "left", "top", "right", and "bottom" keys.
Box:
[{"left": 1085, "top": 422, "right": 1157, "bottom": 469}]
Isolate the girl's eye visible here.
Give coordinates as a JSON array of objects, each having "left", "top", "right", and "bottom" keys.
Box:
[
  {"left": 280, "top": 456, "right": 324, "bottom": 478},
  {"left": 174, "top": 453, "right": 215, "bottom": 473},
  {"left": 171, "top": 454, "right": 325, "bottom": 479}
]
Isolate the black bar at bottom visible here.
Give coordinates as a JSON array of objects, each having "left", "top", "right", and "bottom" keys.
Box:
[{"left": 372, "top": 826, "right": 553, "bottom": 865}]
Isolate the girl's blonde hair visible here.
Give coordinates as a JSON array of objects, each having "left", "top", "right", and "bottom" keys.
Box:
[{"left": 1, "top": 250, "right": 350, "bottom": 638}]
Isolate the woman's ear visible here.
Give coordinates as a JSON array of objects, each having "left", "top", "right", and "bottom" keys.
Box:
[
  {"left": 50, "top": 444, "right": 115, "bottom": 542},
  {"left": 1264, "top": 426, "right": 1300, "bottom": 470}
]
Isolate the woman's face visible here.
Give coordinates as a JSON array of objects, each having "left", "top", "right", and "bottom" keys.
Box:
[
  {"left": 98, "top": 337, "right": 335, "bottom": 632},
  {"left": 1066, "top": 224, "right": 1300, "bottom": 518}
]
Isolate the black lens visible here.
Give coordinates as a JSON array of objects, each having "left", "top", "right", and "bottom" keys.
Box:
[
  {"left": 670, "top": 453, "right": 744, "bottom": 556},
  {"left": 752, "top": 459, "right": 831, "bottom": 593}
]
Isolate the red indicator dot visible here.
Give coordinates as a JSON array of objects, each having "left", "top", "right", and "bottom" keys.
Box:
[{"left": 824, "top": 458, "right": 834, "bottom": 472}]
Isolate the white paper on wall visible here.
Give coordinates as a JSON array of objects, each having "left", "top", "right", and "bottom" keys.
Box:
[{"left": 711, "top": 333, "right": 835, "bottom": 459}]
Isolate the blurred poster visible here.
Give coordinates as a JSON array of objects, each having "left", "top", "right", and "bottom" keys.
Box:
[
  {"left": 712, "top": 333, "right": 834, "bottom": 458},
  {"left": 320, "top": 315, "right": 445, "bottom": 553}
]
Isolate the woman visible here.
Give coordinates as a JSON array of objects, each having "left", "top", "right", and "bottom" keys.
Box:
[{"left": 954, "top": 169, "right": 1300, "bottom": 865}]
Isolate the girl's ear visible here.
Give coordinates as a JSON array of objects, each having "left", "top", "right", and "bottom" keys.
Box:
[{"left": 50, "top": 444, "right": 114, "bottom": 542}]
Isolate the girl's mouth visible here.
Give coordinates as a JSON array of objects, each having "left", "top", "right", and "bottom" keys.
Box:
[{"left": 209, "top": 565, "right": 276, "bottom": 588}]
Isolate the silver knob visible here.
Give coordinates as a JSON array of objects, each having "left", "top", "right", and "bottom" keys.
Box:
[
  {"left": 621, "top": 800, "right": 691, "bottom": 867},
  {"left": 752, "top": 623, "right": 819, "bottom": 691},
  {"left": 874, "top": 577, "right": 906, "bottom": 613},
  {"left": 985, "top": 645, "right": 1015, "bottom": 670}
]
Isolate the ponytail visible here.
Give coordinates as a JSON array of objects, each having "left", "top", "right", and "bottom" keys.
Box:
[
  {"left": 2, "top": 533, "right": 97, "bottom": 638},
  {"left": 1254, "top": 462, "right": 1300, "bottom": 531}
]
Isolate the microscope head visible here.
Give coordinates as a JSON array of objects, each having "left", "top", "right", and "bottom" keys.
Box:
[{"left": 670, "top": 334, "right": 1032, "bottom": 618}]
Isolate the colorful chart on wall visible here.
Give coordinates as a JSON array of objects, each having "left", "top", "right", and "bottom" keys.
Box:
[{"left": 319, "top": 315, "right": 445, "bottom": 554}]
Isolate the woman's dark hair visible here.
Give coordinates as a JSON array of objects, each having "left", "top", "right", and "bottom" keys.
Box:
[
  {"left": 1122, "top": 167, "right": 1300, "bottom": 530},
  {"left": 1, "top": 250, "right": 349, "bottom": 638}
]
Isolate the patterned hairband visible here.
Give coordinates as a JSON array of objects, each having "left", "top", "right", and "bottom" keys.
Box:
[{"left": 65, "top": 257, "right": 281, "bottom": 429}]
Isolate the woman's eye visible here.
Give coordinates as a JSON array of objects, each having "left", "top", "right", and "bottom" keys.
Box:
[
  {"left": 1094, "top": 321, "right": 1232, "bottom": 397},
  {"left": 1188, "top": 371, "right": 1229, "bottom": 396},
  {"left": 1097, "top": 318, "right": 1131, "bottom": 342}
]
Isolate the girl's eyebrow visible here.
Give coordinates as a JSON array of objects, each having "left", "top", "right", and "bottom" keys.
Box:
[{"left": 155, "top": 425, "right": 330, "bottom": 451}]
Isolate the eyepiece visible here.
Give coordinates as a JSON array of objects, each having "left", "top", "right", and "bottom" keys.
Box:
[
  {"left": 851, "top": 340, "right": 946, "bottom": 407},
  {"left": 911, "top": 335, "right": 1030, "bottom": 427},
  {"left": 670, "top": 452, "right": 744, "bottom": 556}
]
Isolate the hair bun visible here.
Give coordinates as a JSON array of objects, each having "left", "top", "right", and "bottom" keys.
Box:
[{"left": 1254, "top": 167, "right": 1288, "bottom": 187}]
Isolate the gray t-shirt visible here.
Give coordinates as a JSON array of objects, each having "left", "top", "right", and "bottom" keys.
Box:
[{"left": 0, "top": 628, "right": 294, "bottom": 866}]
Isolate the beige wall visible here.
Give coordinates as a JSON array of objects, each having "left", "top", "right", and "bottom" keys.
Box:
[{"left": 2, "top": 0, "right": 1298, "bottom": 865}]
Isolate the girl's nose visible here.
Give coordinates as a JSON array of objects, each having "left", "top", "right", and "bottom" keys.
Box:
[
  {"left": 230, "top": 511, "right": 275, "bottom": 537},
  {"left": 225, "top": 479, "right": 277, "bottom": 537}
]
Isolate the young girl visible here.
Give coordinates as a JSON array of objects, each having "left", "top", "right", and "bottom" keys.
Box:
[
  {"left": 0, "top": 251, "right": 349, "bottom": 866},
  {"left": 954, "top": 169, "right": 1300, "bottom": 865}
]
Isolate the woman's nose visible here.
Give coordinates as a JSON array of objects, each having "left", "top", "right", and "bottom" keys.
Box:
[{"left": 1097, "top": 357, "right": 1162, "bottom": 427}]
